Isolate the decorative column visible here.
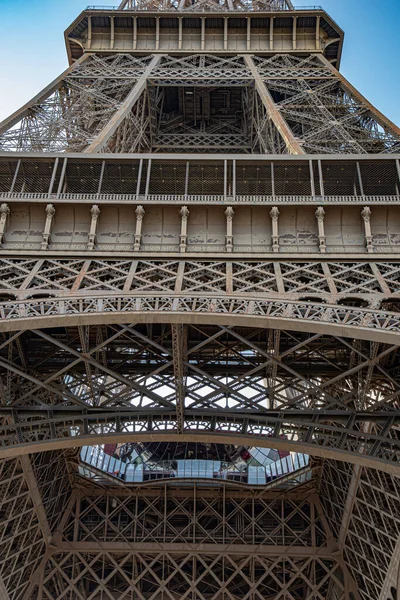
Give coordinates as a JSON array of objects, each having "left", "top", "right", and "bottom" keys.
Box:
[
  {"left": 179, "top": 206, "right": 190, "bottom": 253},
  {"left": 315, "top": 206, "right": 326, "bottom": 253},
  {"left": 134, "top": 205, "right": 145, "bottom": 251},
  {"left": 361, "top": 206, "right": 373, "bottom": 254},
  {"left": 0, "top": 204, "right": 10, "bottom": 247},
  {"left": 270, "top": 206, "right": 280, "bottom": 253},
  {"left": 225, "top": 206, "right": 234, "bottom": 253},
  {"left": 88, "top": 205, "right": 100, "bottom": 251},
  {"left": 41, "top": 204, "right": 55, "bottom": 250}
]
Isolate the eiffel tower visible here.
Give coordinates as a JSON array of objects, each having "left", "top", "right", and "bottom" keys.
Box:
[{"left": 0, "top": 0, "right": 399, "bottom": 598}]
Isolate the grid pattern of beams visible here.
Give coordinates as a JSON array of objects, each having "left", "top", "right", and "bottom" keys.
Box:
[
  {"left": 1, "top": 53, "right": 399, "bottom": 155},
  {"left": 0, "top": 0, "right": 399, "bottom": 596}
]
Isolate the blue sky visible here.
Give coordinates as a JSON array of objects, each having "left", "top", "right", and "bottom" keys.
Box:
[{"left": 0, "top": 0, "right": 399, "bottom": 125}]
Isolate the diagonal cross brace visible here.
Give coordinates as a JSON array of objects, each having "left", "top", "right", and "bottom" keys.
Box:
[
  {"left": 171, "top": 324, "right": 187, "bottom": 434},
  {"left": 84, "top": 54, "right": 163, "bottom": 153},
  {"left": 0, "top": 54, "right": 91, "bottom": 136},
  {"left": 243, "top": 54, "right": 305, "bottom": 155}
]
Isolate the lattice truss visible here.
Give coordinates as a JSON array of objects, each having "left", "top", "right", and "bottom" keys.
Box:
[
  {"left": 0, "top": 54, "right": 153, "bottom": 153},
  {"left": 147, "top": 55, "right": 258, "bottom": 152},
  {"left": 321, "top": 460, "right": 400, "bottom": 600},
  {"left": 0, "top": 317, "right": 400, "bottom": 470},
  {"left": 253, "top": 54, "right": 400, "bottom": 154},
  {"left": 0, "top": 450, "right": 72, "bottom": 600},
  {"left": 22, "top": 481, "right": 350, "bottom": 600},
  {"left": 119, "top": 0, "right": 294, "bottom": 12},
  {"left": 1, "top": 257, "right": 400, "bottom": 301},
  {"left": 2, "top": 52, "right": 399, "bottom": 154}
]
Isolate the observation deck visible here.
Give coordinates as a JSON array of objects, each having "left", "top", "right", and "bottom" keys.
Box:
[{"left": 65, "top": 3, "right": 343, "bottom": 66}]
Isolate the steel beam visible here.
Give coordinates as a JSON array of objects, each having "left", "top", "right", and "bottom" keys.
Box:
[
  {"left": 84, "top": 54, "right": 163, "bottom": 153},
  {"left": 317, "top": 54, "right": 400, "bottom": 138},
  {"left": 0, "top": 54, "right": 90, "bottom": 136},
  {"left": 243, "top": 55, "right": 305, "bottom": 154}
]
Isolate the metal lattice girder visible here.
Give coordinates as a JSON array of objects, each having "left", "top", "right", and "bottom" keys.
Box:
[
  {"left": 321, "top": 460, "right": 400, "bottom": 600},
  {"left": 0, "top": 55, "right": 154, "bottom": 153},
  {"left": 2, "top": 51, "right": 399, "bottom": 155},
  {"left": 0, "top": 258, "right": 396, "bottom": 300},
  {"left": 244, "top": 55, "right": 305, "bottom": 155},
  {"left": 0, "top": 450, "right": 72, "bottom": 600},
  {"left": 250, "top": 54, "right": 400, "bottom": 155},
  {"left": 2, "top": 293, "right": 400, "bottom": 344},
  {"left": 37, "top": 552, "right": 345, "bottom": 599},
  {"left": 22, "top": 483, "right": 349, "bottom": 600},
  {"left": 147, "top": 55, "right": 253, "bottom": 87},
  {"left": 118, "top": 0, "right": 294, "bottom": 10},
  {"left": 85, "top": 55, "right": 163, "bottom": 154},
  {"left": 0, "top": 323, "right": 399, "bottom": 472}
]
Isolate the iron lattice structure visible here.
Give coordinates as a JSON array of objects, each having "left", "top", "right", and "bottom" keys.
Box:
[{"left": 0, "top": 0, "right": 400, "bottom": 598}]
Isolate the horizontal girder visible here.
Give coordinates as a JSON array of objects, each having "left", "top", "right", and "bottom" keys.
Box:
[
  {"left": 0, "top": 293, "right": 400, "bottom": 344},
  {"left": 0, "top": 321, "right": 399, "bottom": 472}
]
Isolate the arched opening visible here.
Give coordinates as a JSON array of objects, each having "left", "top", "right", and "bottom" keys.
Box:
[
  {"left": 298, "top": 296, "right": 327, "bottom": 304},
  {"left": 0, "top": 293, "right": 17, "bottom": 302},
  {"left": 25, "top": 292, "right": 58, "bottom": 300},
  {"left": 337, "top": 297, "right": 369, "bottom": 308},
  {"left": 380, "top": 298, "right": 400, "bottom": 313}
]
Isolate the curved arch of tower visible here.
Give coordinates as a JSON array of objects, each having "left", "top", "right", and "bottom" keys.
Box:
[{"left": 0, "top": 0, "right": 399, "bottom": 598}]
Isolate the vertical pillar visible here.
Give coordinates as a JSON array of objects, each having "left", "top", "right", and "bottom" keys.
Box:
[
  {"left": 361, "top": 206, "right": 373, "bottom": 254},
  {"left": 134, "top": 205, "right": 145, "bottom": 251},
  {"left": 179, "top": 206, "right": 190, "bottom": 253},
  {"left": 0, "top": 204, "right": 10, "bottom": 246},
  {"left": 179, "top": 17, "right": 183, "bottom": 50},
  {"left": 292, "top": 16, "right": 297, "bottom": 50},
  {"left": 309, "top": 159, "right": 316, "bottom": 197},
  {"left": 225, "top": 206, "right": 234, "bottom": 253},
  {"left": 224, "top": 160, "right": 228, "bottom": 197},
  {"left": 87, "top": 16, "right": 92, "bottom": 50},
  {"left": 396, "top": 159, "right": 400, "bottom": 189},
  {"left": 318, "top": 159, "right": 325, "bottom": 196},
  {"left": 224, "top": 17, "right": 228, "bottom": 51},
  {"left": 110, "top": 16, "right": 115, "bottom": 50},
  {"left": 247, "top": 17, "right": 251, "bottom": 51},
  {"left": 156, "top": 17, "right": 160, "bottom": 50},
  {"left": 201, "top": 17, "right": 205, "bottom": 51},
  {"left": 269, "top": 17, "right": 274, "bottom": 50},
  {"left": 41, "top": 204, "right": 55, "bottom": 250},
  {"left": 316, "top": 15, "right": 320, "bottom": 50},
  {"left": 270, "top": 206, "right": 280, "bottom": 253},
  {"left": 315, "top": 206, "right": 326, "bottom": 253},
  {"left": 133, "top": 16, "right": 138, "bottom": 50},
  {"left": 88, "top": 205, "right": 100, "bottom": 251},
  {"left": 184, "top": 161, "right": 190, "bottom": 198}
]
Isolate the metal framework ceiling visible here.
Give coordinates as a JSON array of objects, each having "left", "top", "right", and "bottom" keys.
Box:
[{"left": 0, "top": 0, "right": 399, "bottom": 599}]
